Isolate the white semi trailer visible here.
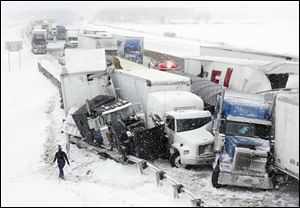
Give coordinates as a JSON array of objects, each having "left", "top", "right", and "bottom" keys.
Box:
[
  {"left": 111, "top": 58, "right": 215, "bottom": 167},
  {"left": 184, "top": 56, "right": 299, "bottom": 93},
  {"left": 273, "top": 92, "right": 299, "bottom": 180},
  {"left": 60, "top": 48, "right": 116, "bottom": 115}
]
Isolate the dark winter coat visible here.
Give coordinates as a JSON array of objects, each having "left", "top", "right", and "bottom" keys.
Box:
[{"left": 53, "top": 150, "right": 70, "bottom": 165}]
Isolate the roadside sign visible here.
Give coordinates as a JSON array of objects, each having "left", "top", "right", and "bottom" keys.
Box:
[
  {"left": 5, "top": 41, "right": 23, "bottom": 71},
  {"left": 5, "top": 41, "right": 23, "bottom": 52}
]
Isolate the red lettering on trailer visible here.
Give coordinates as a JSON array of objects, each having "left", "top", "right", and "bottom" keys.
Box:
[
  {"left": 211, "top": 70, "right": 222, "bottom": 84},
  {"left": 224, "top": 68, "right": 233, "bottom": 87},
  {"left": 202, "top": 71, "right": 208, "bottom": 78}
]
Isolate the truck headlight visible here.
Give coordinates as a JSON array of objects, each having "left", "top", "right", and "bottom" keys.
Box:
[
  {"left": 199, "top": 144, "right": 213, "bottom": 155},
  {"left": 126, "top": 131, "right": 133, "bottom": 137}
]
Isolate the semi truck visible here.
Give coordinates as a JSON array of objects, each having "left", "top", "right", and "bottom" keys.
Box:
[
  {"left": 67, "top": 95, "right": 167, "bottom": 161},
  {"left": 47, "top": 23, "right": 57, "bottom": 41},
  {"left": 184, "top": 56, "right": 299, "bottom": 93},
  {"left": 111, "top": 58, "right": 215, "bottom": 167},
  {"left": 64, "top": 30, "right": 79, "bottom": 48},
  {"left": 59, "top": 49, "right": 167, "bottom": 161},
  {"left": 56, "top": 25, "right": 66, "bottom": 40},
  {"left": 114, "top": 35, "right": 144, "bottom": 64},
  {"left": 211, "top": 89, "right": 299, "bottom": 189},
  {"left": 31, "top": 29, "right": 47, "bottom": 54}
]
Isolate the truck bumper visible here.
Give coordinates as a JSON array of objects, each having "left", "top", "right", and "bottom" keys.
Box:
[
  {"left": 66, "top": 43, "right": 78, "bottom": 48},
  {"left": 218, "top": 172, "right": 273, "bottom": 189},
  {"left": 181, "top": 155, "right": 215, "bottom": 165},
  {"left": 33, "top": 48, "right": 47, "bottom": 54}
]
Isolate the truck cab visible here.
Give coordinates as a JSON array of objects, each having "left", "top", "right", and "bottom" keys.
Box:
[
  {"left": 212, "top": 93, "right": 274, "bottom": 189},
  {"left": 146, "top": 91, "right": 215, "bottom": 168},
  {"left": 116, "top": 37, "right": 144, "bottom": 64},
  {"left": 56, "top": 25, "right": 66, "bottom": 40},
  {"left": 165, "top": 110, "right": 215, "bottom": 168},
  {"left": 69, "top": 95, "right": 167, "bottom": 161},
  {"left": 31, "top": 29, "right": 47, "bottom": 54},
  {"left": 64, "top": 30, "right": 79, "bottom": 48}
]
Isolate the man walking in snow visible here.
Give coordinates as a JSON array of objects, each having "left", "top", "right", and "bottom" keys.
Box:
[{"left": 53, "top": 145, "right": 70, "bottom": 179}]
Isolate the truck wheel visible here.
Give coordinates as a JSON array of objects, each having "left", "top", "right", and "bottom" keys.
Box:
[
  {"left": 170, "top": 151, "right": 185, "bottom": 168},
  {"left": 212, "top": 160, "right": 222, "bottom": 188}
]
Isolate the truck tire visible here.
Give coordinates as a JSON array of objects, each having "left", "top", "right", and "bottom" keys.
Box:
[
  {"left": 212, "top": 160, "right": 222, "bottom": 188},
  {"left": 170, "top": 151, "right": 185, "bottom": 168}
]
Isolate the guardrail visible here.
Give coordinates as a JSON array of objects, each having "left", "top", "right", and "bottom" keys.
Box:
[
  {"left": 38, "top": 62, "right": 64, "bottom": 108},
  {"left": 127, "top": 155, "right": 204, "bottom": 207}
]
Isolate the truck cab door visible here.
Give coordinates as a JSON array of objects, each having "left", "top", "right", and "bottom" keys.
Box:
[{"left": 165, "top": 115, "right": 175, "bottom": 145}]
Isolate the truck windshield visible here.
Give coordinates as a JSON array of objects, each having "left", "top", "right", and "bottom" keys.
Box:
[
  {"left": 177, "top": 117, "right": 211, "bottom": 132},
  {"left": 225, "top": 121, "right": 272, "bottom": 140},
  {"left": 125, "top": 47, "right": 140, "bottom": 53},
  {"left": 103, "top": 106, "right": 135, "bottom": 123},
  {"left": 33, "top": 39, "right": 46, "bottom": 45},
  {"left": 68, "top": 37, "right": 78, "bottom": 41}
]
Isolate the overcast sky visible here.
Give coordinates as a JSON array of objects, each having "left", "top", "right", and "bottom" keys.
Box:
[{"left": 1, "top": 1, "right": 299, "bottom": 22}]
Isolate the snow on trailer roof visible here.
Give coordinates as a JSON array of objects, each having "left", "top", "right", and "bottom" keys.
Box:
[
  {"left": 66, "top": 30, "right": 79, "bottom": 36},
  {"left": 200, "top": 45, "right": 299, "bottom": 62},
  {"left": 63, "top": 48, "right": 107, "bottom": 75},
  {"left": 32, "top": 29, "right": 47, "bottom": 33},
  {"left": 190, "top": 56, "right": 299, "bottom": 74},
  {"left": 149, "top": 91, "right": 204, "bottom": 111},
  {"left": 115, "top": 58, "right": 191, "bottom": 85},
  {"left": 167, "top": 109, "right": 211, "bottom": 119}
]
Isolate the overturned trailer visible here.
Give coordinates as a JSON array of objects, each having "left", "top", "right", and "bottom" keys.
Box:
[{"left": 184, "top": 56, "right": 299, "bottom": 93}]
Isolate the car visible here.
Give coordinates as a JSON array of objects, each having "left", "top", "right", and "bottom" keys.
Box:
[{"left": 148, "top": 59, "right": 180, "bottom": 71}]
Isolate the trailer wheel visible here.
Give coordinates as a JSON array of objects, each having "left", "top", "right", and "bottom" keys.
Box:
[
  {"left": 212, "top": 160, "right": 222, "bottom": 188},
  {"left": 170, "top": 151, "right": 186, "bottom": 168}
]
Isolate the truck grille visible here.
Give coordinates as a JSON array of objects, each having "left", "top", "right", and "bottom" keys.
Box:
[{"left": 233, "top": 149, "right": 268, "bottom": 176}]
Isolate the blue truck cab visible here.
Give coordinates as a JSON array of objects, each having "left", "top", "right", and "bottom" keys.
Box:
[
  {"left": 56, "top": 25, "right": 66, "bottom": 40},
  {"left": 117, "top": 37, "right": 143, "bottom": 64},
  {"left": 212, "top": 93, "right": 274, "bottom": 189}
]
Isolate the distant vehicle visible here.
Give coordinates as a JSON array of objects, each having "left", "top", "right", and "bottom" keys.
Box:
[
  {"left": 31, "top": 29, "right": 47, "bottom": 54},
  {"left": 64, "top": 30, "right": 79, "bottom": 48},
  {"left": 115, "top": 36, "right": 144, "bottom": 64},
  {"left": 149, "top": 59, "right": 179, "bottom": 71},
  {"left": 47, "top": 23, "right": 57, "bottom": 41},
  {"left": 56, "top": 25, "right": 66, "bottom": 40}
]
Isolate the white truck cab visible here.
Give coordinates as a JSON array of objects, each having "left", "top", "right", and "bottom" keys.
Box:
[
  {"left": 165, "top": 110, "right": 215, "bottom": 167},
  {"left": 65, "top": 30, "right": 79, "bottom": 48},
  {"left": 147, "top": 91, "right": 215, "bottom": 168}
]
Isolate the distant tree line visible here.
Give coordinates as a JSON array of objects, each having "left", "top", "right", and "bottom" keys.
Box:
[{"left": 94, "top": 7, "right": 211, "bottom": 24}]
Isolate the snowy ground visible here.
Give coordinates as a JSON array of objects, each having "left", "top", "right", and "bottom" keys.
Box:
[
  {"left": 100, "top": 21, "right": 299, "bottom": 57},
  {"left": 1, "top": 22, "right": 299, "bottom": 207}
]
